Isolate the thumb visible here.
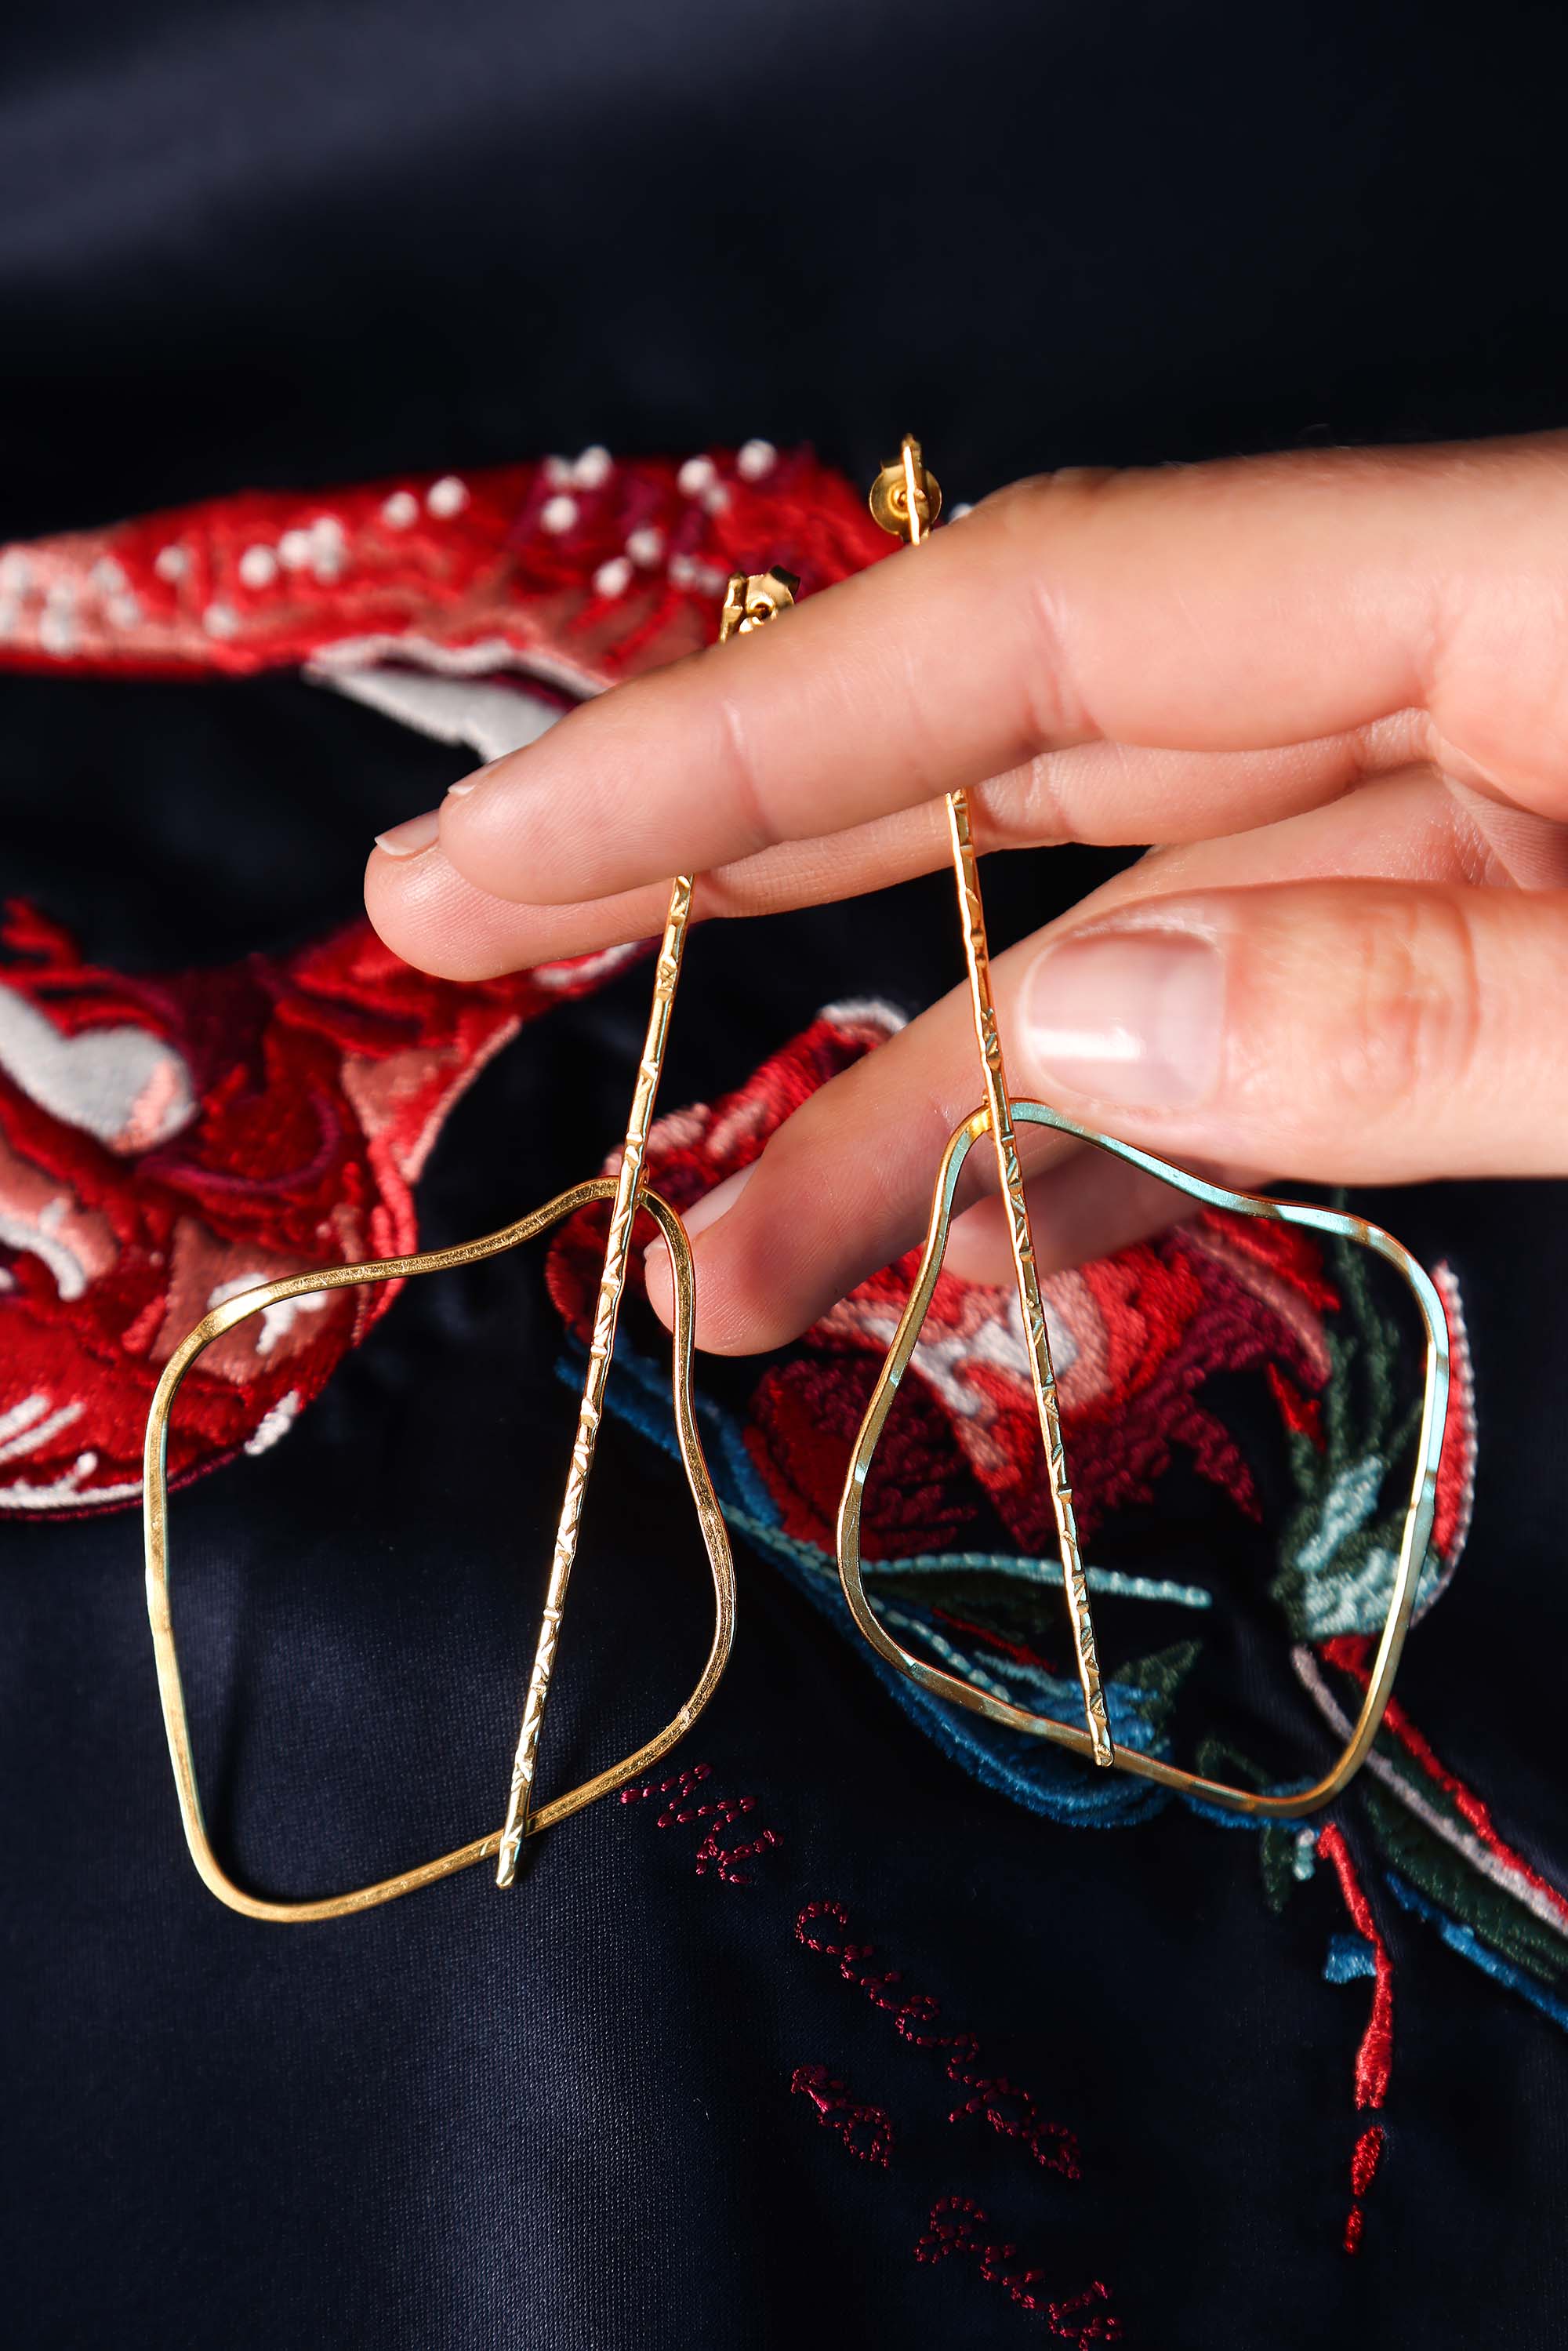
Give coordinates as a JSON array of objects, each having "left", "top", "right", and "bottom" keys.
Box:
[{"left": 1015, "top": 877, "right": 1568, "bottom": 1183}]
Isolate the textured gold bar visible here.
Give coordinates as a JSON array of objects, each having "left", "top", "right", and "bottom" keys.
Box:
[
  {"left": 944, "top": 788, "right": 1111, "bottom": 1761},
  {"left": 495, "top": 566, "right": 798, "bottom": 1884},
  {"left": 879, "top": 435, "right": 1111, "bottom": 1763},
  {"left": 492, "top": 874, "right": 695, "bottom": 1885}
]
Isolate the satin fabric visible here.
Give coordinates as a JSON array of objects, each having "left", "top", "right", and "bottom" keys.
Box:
[{"left": 4, "top": 5, "right": 1568, "bottom": 2345}]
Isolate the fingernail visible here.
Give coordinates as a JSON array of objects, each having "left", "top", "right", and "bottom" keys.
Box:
[
  {"left": 681, "top": 1166, "right": 756, "bottom": 1241},
  {"left": 445, "top": 760, "right": 499, "bottom": 801},
  {"left": 1022, "top": 928, "right": 1224, "bottom": 1107},
  {"left": 374, "top": 808, "right": 441, "bottom": 858},
  {"left": 644, "top": 1167, "right": 756, "bottom": 1309}
]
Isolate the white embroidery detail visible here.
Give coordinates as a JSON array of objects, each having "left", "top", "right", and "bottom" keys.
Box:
[
  {"left": 0, "top": 983, "right": 195, "bottom": 1154},
  {"left": 245, "top": 1390, "right": 303, "bottom": 1455},
  {"left": 426, "top": 475, "right": 468, "bottom": 518}
]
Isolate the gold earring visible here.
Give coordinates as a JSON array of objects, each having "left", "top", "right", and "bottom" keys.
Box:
[
  {"left": 493, "top": 564, "right": 799, "bottom": 1887},
  {"left": 835, "top": 439, "right": 1447, "bottom": 1818},
  {"left": 142, "top": 565, "right": 798, "bottom": 1921}
]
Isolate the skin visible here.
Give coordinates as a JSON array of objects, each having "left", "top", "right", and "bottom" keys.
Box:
[{"left": 366, "top": 435, "right": 1568, "bottom": 1354}]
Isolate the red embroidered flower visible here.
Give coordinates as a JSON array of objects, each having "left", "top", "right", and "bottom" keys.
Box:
[
  {"left": 0, "top": 900, "right": 627, "bottom": 1513},
  {"left": 546, "top": 1002, "right": 1345, "bottom": 1559}
]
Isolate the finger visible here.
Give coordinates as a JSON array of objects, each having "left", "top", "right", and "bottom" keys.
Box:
[
  {"left": 367, "top": 725, "right": 1424, "bottom": 979},
  {"left": 936, "top": 1148, "right": 1269, "bottom": 1288},
  {"left": 1001, "top": 876, "right": 1568, "bottom": 1184},
  {"left": 644, "top": 1136, "right": 1252, "bottom": 1334},
  {"left": 1093, "top": 765, "right": 1568, "bottom": 910},
  {"left": 424, "top": 435, "right": 1568, "bottom": 907},
  {"left": 668, "top": 875, "right": 1568, "bottom": 1354},
  {"left": 366, "top": 799, "right": 949, "bottom": 979}
]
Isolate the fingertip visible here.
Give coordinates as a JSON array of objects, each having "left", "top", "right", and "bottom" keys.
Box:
[
  {"left": 644, "top": 1168, "right": 767, "bottom": 1351},
  {"left": 363, "top": 838, "right": 520, "bottom": 981},
  {"left": 366, "top": 831, "right": 659, "bottom": 981}
]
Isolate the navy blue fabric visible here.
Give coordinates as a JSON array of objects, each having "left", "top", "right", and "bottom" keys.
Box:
[{"left": 3, "top": 5, "right": 1568, "bottom": 2344}]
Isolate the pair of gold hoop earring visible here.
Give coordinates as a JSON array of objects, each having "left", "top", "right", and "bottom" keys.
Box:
[{"left": 141, "top": 447, "right": 1449, "bottom": 1923}]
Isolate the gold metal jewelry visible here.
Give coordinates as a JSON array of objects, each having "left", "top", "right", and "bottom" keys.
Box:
[
  {"left": 837, "top": 439, "right": 1448, "bottom": 1815},
  {"left": 495, "top": 564, "right": 798, "bottom": 1884},
  {"left": 143, "top": 566, "right": 797, "bottom": 1922}
]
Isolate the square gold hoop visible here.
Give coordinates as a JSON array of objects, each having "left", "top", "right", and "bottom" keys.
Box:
[
  {"left": 837, "top": 1102, "right": 1450, "bottom": 1819},
  {"left": 142, "top": 1179, "right": 734, "bottom": 1923}
]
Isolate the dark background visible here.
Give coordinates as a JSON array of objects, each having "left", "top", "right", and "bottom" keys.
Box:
[
  {"left": 2, "top": 5, "right": 1566, "bottom": 2347},
  {"left": 5, "top": 0, "right": 1568, "bottom": 545}
]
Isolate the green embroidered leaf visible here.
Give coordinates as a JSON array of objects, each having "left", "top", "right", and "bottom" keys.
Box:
[
  {"left": 1115, "top": 1639, "right": 1201, "bottom": 1735},
  {"left": 1360, "top": 1781, "right": 1568, "bottom": 1987},
  {"left": 1196, "top": 1732, "right": 1303, "bottom": 1913}
]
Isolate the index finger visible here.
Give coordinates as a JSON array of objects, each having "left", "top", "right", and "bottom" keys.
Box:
[{"left": 432, "top": 435, "right": 1568, "bottom": 907}]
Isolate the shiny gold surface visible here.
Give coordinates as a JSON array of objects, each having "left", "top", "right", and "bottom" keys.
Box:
[
  {"left": 145, "top": 566, "right": 797, "bottom": 1921},
  {"left": 492, "top": 566, "right": 797, "bottom": 1885},
  {"left": 143, "top": 1182, "right": 734, "bottom": 1922},
  {"left": 837, "top": 1104, "right": 1450, "bottom": 1815},
  {"left": 848, "top": 433, "right": 1446, "bottom": 1812},
  {"left": 866, "top": 436, "right": 1112, "bottom": 1762}
]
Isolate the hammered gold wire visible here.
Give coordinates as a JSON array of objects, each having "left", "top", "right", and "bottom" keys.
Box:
[
  {"left": 869, "top": 437, "right": 1111, "bottom": 1762},
  {"left": 143, "top": 1182, "right": 733, "bottom": 1923},
  {"left": 145, "top": 564, "right": 799, "bottom": 1922},
  {"left": 842, "top": 436, "right": 1450, "bottom": 1814},
  {"left": 837, "top": 1104, "right": 1450, "bottom": 1814},
  {"left": 494, "top": 565, "right": 798, "bottom": 1883}
]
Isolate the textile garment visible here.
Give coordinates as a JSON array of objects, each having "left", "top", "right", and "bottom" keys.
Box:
[{"left": 4, "top": 5, "right": 1568, "bottom": 2347}]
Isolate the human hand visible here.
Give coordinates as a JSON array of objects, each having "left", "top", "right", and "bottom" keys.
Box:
[{"left": 366, "top": 437, "right": 1568, "bottom": 1352}]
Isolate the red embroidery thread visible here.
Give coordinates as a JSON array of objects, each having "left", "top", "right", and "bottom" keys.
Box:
[
  {"left": 914, "top": 2198, "right": 1121, "bottom": 2341},
  {"left": 1342, "top": 2125, "right": 1386, "bottom": 2254},
  {"left": 1318, "top": 1822, "right": 1393, "bottom": 2253},
  {"left": 795, "top": 1902, "right": 1083, "bottom": 2180},
  {"left": 789, "top": 2064, "right": 895, "bottom": 2169},
  {"left": 621, "top": 1763, "right": 779, "bottom": 1886},
  {"left": 1322, "top": 1634, "right": 1568, "bottom": 1930}
]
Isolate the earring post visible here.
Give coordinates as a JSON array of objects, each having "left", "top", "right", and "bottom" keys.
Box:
[
  {"left": 494, "top": 565, "right": 799, "bottom": 1886},
  {"left": 869, "top": 438, "right": 1112, "bottom": 1766}
]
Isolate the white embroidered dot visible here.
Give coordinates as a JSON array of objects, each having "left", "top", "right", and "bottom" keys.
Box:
[
  {"left": 539, "top": 493, "right": 578, "bottom": 535},
  {"left": 572, "top": 444, "right": 613, "bottom": 490},
  {"left": 38, "top": 605, "right": 77, "bottom": 656},
  {"left": 426, "top": 474, "right": 468, "bottom": 518},
  {"left": 543, "top": 455, "right": 572, "bottom": 488},
  {"left": 310, "top": 516, "right": 346, "bottom": 552},
  {"left": 593, "top": 556, "right": 633, "bottom": 599},
  {"left": 89, "top": 556, "right": 129, "bottom": 594},
  {"left": 238, "top": 544, "right": 278, "bottom": 590},
  {"left": 0, "top": 599, "right": 20, "bottom": 641},
  {"left": 677, "top": 455, "right": 717, "bottom": 497},
  {"left": 736, "top": 438, "right": 776, "bottom": 481},
  {"left": 0, "top": 551, "right": 32, "bottom": 592},
  {"left": 154, "top": 546, "right": 188, "bottom": 583},
  {"left": 202, "top": 601, "right": 238, "bottom": 639},
  {"left": 381, "top": 490, "right": 419, "bottom": 529},
  {"left": 278, "top": 529, "right": 313, "bottom": 571},
  {"left": 626, "top": 525, "right": 663, "bottom": 568},
  {"left": 107, "top": 592, "right": 142, "bottom": 629},
  {"left": 666, "top": 554, "right": 727, "bottom": 595},
  {"left": 311, "top": 547, "right": 344, "bottom": 583}
]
